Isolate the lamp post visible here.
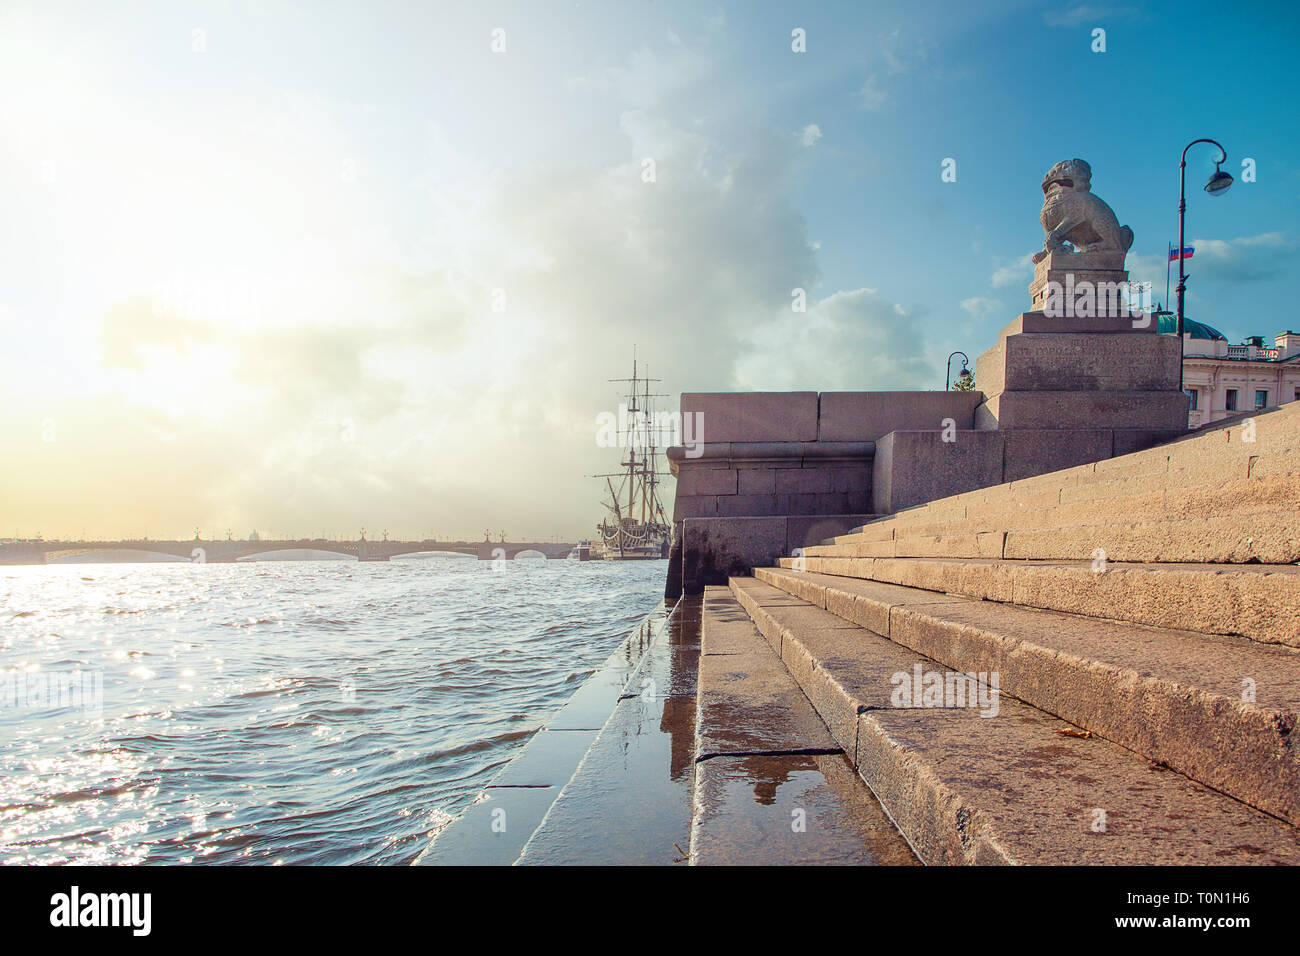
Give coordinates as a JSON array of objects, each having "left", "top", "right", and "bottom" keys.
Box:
[
  {"left": 945, "top": 351, "right": 970, "bottom": 391},
  {"left": 1176, "top": 138, "right": 1233, "bottom": 394}
]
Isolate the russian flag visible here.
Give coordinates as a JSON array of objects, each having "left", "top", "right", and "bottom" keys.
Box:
[{"left": 1169, "top": 246, "right": 1195, "bottom": 261}]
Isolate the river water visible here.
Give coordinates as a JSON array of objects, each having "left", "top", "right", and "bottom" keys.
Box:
[{"left": 0, "top": 557, "right": 665, "bottom": 864}]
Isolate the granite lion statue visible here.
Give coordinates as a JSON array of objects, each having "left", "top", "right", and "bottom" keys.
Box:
[{"left": 1031, "top": 159, "right": 1134, "bottom": 264}]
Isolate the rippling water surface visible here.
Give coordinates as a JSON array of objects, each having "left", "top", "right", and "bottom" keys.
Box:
[{"left": 0, "top": 558, "right": 665, "bottom": 864}]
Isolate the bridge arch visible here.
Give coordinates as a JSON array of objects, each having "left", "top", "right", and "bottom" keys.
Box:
[
  {"left": 235, "top": 547, "right": 356, "bottom": 561},
  {"left": 44, "top": 548, "right": 189, "bottom": 564}
]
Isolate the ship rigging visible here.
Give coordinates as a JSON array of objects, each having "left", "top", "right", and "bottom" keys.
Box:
[{"left": 592, "top": 355, "right": 671, "bottom": 560}]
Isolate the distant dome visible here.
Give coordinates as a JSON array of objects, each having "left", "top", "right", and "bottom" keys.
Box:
[{"left": 1157, "top": 315, "right": 1228, "bottom": 341}]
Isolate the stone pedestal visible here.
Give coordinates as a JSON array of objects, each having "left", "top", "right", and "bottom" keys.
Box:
[
  {"left": 1028, "top": 250, "right": 1134, "bottom": 318},
  {"left": 976, "top": 329, "right": 1179, "bottom": 396},
  {"left": 972, "top": 309, "right": 1187, "bottom": 485},
  {"left": 976, "top": 314, "right": 1186, "bottom": 430}
]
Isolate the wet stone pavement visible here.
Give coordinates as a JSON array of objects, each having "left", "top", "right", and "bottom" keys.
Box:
[
  {"left": 516, "top": 595, "right": 701, "bottom": 865},
  {"left": 689, "top": 586, "right": 919, "bottom": 865}
]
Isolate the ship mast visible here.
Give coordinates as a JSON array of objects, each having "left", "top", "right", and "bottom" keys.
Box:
[
  {"left": 593, "top": 348, "right": 669, "bottom": 558},
  {"left": 603, "top": 351, "right": 665, "bottom": 512},
  {"left": 627, "top": 355, "right": 638, "bottom": 521},
  {"left": 642, "top": 372, "right": 656, "bottom": 525},
  {"left": 646, "top": 376, "right": 663, "bottom": 525},
  {"left": 638, "top": 367, "right": 647, "bottom": 525}
]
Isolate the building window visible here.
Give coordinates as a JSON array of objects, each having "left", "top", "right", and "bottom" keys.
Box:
[
  {"left": 1225, "top": 389, "right": 1238, "bottom": 411},
  {"left": 1185, "top": 389, "right": 1199, "bottom": 410},
  {"left": 1255, "top": 390, "right": 1269, "bottom": 410}
]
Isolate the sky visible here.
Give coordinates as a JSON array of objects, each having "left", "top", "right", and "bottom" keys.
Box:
[{"left": 2, "top": 0, "right": 1297, "bottom": 541}]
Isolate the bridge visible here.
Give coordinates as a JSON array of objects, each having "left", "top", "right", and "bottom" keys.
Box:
[{"left": 0, "top": 538, "right": 578, "bottom": 565}]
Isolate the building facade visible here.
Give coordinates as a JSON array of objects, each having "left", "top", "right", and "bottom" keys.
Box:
[{"left": 1157, "top": 317, "right": 1300, "bottom": 428}]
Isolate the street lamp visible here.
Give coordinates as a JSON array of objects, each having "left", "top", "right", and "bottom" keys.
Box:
[
  {"left": 945, "top": 351, "right": 971, "bottom": 391},
  {"left": 1176, "top": 138, "right": 1232, "bottom": 393}
]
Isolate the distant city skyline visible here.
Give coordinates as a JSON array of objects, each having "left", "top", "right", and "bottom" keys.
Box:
[
  {"left": 3, "top": 531, "right": 578, "bottom": 544},
  {"left": 3, "top": 0, "right": 1297, "bottom": 539}
]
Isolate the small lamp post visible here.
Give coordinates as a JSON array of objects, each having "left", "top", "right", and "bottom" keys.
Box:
[
  {"left": 945, "top": 351, "right": 971, "bottom": 391},
  {"left": 1176, "top": 139, "right": 1232, "bottom": 394}
]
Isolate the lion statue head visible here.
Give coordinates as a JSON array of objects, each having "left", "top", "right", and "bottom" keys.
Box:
[{"left": 1041, "top": 158, "right": 1092, "bottom": 198}]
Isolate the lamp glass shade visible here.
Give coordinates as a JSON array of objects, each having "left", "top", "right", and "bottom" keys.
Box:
[
  {"left": 958, "top": 367, "right": 972, "bottom": 381},
  {"left": 1205, "top": 169, "right": 1234, "bottom": 195}
]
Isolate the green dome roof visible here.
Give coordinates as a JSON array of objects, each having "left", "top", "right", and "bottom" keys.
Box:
[{"left": 1156, "top": 314, "right": 1228, "bottom": 340}]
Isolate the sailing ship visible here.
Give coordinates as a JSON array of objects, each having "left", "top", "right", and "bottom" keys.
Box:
[{"left": 593, "top": 356, "right": 672, "bottom": 560}]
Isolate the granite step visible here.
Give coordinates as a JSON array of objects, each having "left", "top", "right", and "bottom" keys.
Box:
[
  {"left": 690, "top": 586, "right": 919, "bottom": 865},
  {"left": 749, "top": 566, "right": 1300, "bottom": 825},
  {"left": 838, "top": 479, "right": 1299, "bottom": 543},
  {"left": 808, "top": 504, "right": 1300, "bottom": 564},
  {"left": 1001, "top": 514, "right": 1300, "bottom": 564},
  {"left": 893, "top": 451, "right": 1294, "bottom": 517},
  {"left": 866, "top": 468, "right": 1296, "bottom": 533},
  {"left": 728, "top": 575, "right": 1300, "bottom": 864},
  {"left": 773, "top": 555, "right": 1300, "bottom": 647}
]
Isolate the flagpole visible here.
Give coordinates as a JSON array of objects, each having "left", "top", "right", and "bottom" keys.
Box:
[{"left": 1170, "top": 240, "right": 1180, "bottom": 312}]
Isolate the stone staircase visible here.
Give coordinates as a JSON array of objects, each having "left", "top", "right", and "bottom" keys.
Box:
[{"left": 707, "top": 402, "right": 1300, "bottom": 864}]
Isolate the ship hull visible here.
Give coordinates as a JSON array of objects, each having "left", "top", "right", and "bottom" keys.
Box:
[{"left": 596, "top": 524, "right": 670, "bottom": 561}]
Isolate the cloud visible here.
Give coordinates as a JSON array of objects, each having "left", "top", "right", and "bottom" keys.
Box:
[
  {"left": 853, "top": 27, "right": 931, "bottom": 107},
  {"left": 100, "top": 297, "right": 215, "bottom": 370},
  {"left": 858, "top": 75, "right": 887, "bottom": 110},
  {"left": 800, "top": 124, "right": 823, "bottom": 147},
  {"left": 735, "top": 288, "right": 934, "bottom": 391},
  {"left": 879, "top": 28, "right": 929, "bottom": 74},
  {"left": 563, "top": 42, "right": 710, "bottom": 108},
  {"left": 1188, "top": 232, "right": 1297, "bottom": 283},
  {"left": 990, "top": 253, "right": 1034, "bottom": 288},
  {"left": 961, "top": 296, "right": 1002, "bottom": 321},
  {"left": 1044, "top": 5, "right": 1144, "bottom": 28}
]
